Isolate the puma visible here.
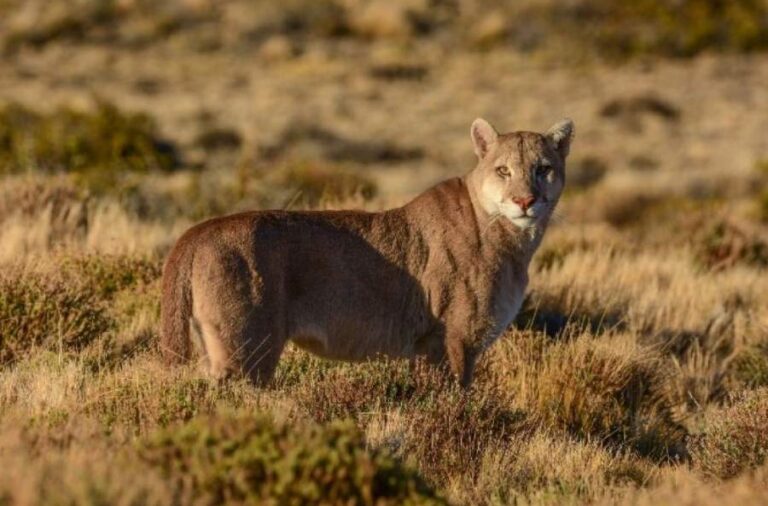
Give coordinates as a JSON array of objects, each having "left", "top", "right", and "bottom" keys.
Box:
[{"left": 160, "top": 118, "right": 574, "bottom": 386}]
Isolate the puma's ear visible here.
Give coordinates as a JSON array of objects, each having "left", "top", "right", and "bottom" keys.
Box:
[
  {"left": 545, "top": 118, "right": 575, "bottom": 159},
  {"left": 470, "top": 118, "right": 499, "bottom": 159}
]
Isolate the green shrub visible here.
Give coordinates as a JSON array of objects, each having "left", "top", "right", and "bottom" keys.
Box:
[
  {"left": 692, "top": 388, "right": 768, "bottom": 478},
  {"left": 0, "top": 101, "right": 179, "bottom": 192},
  {"left": 0, "top": 254, "right": 162, "bottom": 366},
  {"left": 139, "top": 412, "right": 445, "bottom": 505},
  {"left": 60, "top": 254, "right": 162, "bottom": 298},
  {"left": 0, "top": 270, "right": 111, "bottom": 365}
]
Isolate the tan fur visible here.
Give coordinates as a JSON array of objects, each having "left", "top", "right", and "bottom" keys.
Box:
[{"left": 160, "top": 119, "right": 574, "bottom": 386}]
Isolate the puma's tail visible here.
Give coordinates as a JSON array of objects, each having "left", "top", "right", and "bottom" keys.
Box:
[{"left": 160, "top": 240, "right": 194, "bottom": 364}]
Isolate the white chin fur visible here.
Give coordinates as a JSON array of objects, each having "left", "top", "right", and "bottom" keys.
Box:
[
  {"left": 498, "top": 204, "right": 540, "bottom": 229},
  {"left": 510, "top": 216, "right": 536, "bottom": 229}
]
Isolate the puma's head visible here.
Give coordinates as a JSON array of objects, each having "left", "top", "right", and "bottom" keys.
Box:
[{"left": 468, "top": 118, "right": 574, "bottom": 230}]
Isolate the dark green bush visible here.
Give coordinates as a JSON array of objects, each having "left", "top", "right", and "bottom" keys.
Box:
[
  {"left": 139, "top": 412, "right": 445, "bottom": 505},
  {"left": 0, "top": 101, "right": 179, "bottom": 192}
]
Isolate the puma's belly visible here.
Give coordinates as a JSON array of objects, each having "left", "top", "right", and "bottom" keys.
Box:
[
  {"left": 289, "top": 318, "right": 415, "bottom": 361},
  {"left": 290, "top": 323, "right": 331, "bottom": 357}
]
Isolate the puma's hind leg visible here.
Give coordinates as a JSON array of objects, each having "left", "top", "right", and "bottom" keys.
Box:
[
  {"left": 190, "top": 250, "right": 285, "bottom": 386},
  {"left": 193, "top": 292, "right": 286, "bottom": 385}
]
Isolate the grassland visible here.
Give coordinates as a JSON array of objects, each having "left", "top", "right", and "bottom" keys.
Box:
[{"left": 1, "top": 0, "right": 767, "bottom": 504}]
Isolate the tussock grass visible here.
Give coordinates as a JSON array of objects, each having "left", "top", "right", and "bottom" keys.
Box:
[{"left": 489, "top": 333, "right": 687, "bottom": 459}]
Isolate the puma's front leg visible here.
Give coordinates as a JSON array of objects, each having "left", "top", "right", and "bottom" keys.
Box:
[{"left": 445, "top": 331, "right": 482, "bottom": 388}]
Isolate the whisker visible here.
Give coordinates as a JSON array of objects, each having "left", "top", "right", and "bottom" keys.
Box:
[
  {"left": 549, "top": 208, "right": 569, "bottom": 225},
  {"left": 481, "top": 212, "right": 503, "bottom": 237}
]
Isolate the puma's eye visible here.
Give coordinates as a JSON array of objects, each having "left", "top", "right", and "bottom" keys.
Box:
[{"left": 496, "top": 166, "right": 510, "bottom": 178}]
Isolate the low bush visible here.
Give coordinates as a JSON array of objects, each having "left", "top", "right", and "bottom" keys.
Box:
[
  {"left": 401, "top": 384, "right": 529, "bottom": 487},
  {"left": 139, "top": 412, "right": 445, "bottom": 505},
  {"left": 281, "top": 355, "right": 411, "bottom": 422},
  {"left": 60, "top": 254, "right": 162, "bottom": 298},
  {"left": 692, "top": 388, "right": 768, "bottom": 479},
  {"left": 0, "top": 254, "right": 162, "bottom": 366},
  {"left": 0, "top": 101, "right": 179, "bottom": 192},
  {"left": 0, "top": 269, "right": 111, "bottom": 365},
  {"left": 88, "top": 375, "right": 252, "bottom": 432}
]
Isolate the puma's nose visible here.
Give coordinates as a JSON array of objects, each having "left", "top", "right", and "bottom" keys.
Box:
[{"left": 512, "top": 195, "right": 536, "bottom": 212}]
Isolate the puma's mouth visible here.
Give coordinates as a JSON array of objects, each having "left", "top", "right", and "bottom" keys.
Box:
[
  {"left": 510, "top": 216, "right": 537, "bottom": 229},
  {"left": 499, "top": 202, "right": 543, "bottom": 229}
]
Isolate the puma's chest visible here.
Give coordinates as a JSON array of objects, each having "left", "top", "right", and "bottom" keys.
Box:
[{"left": 484, "top": 265, "right": 528, "bottom": 349}]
